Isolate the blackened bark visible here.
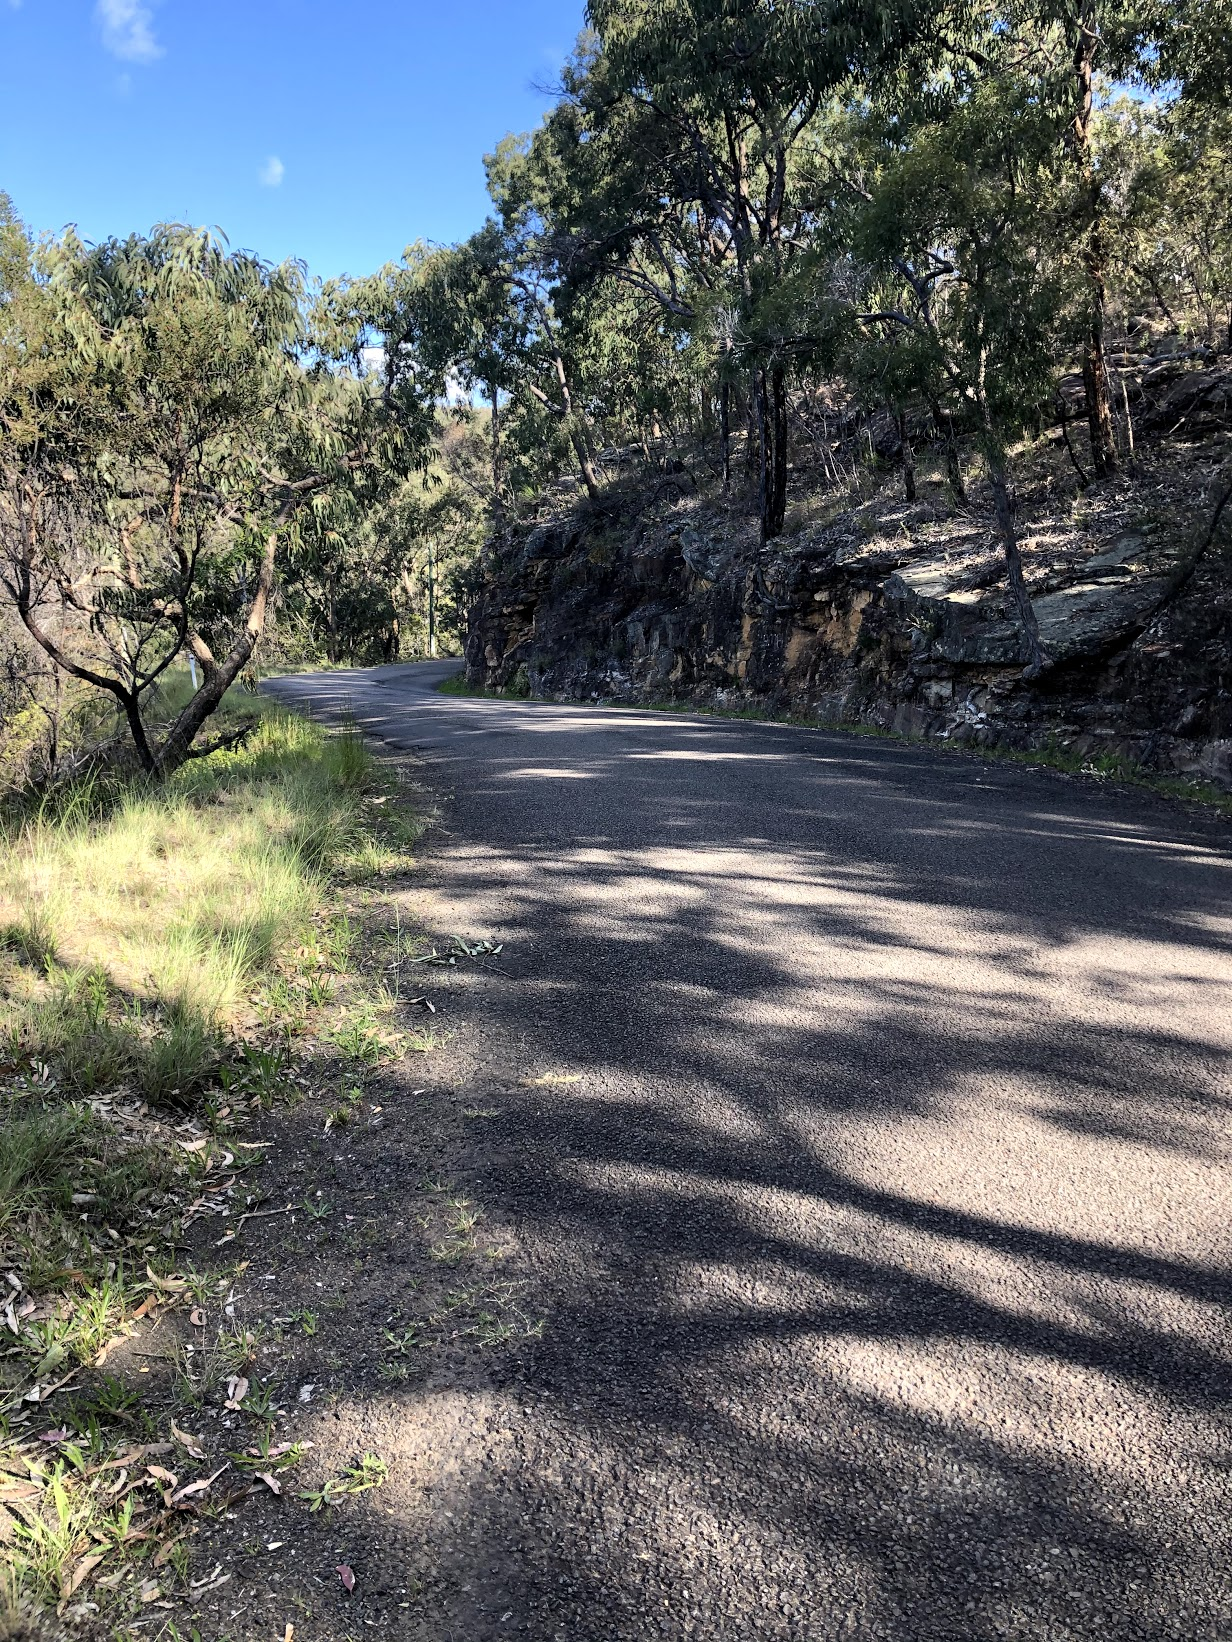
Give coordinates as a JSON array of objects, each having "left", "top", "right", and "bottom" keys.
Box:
[
  {"left": 769, "top": 365, "right": 788, "bottom": 537},
  {"left": 985, "top": 442, "right": 1045, "bottom": 675},
  {"left": 1058, "top": 406, "right": 1091, "bottom": 487},
  {"left": 720, "top": 382, "right": 731, "bottom": 495},
  {"left": 489, "top": 382, "right": 503, "bottom": 532},
  {"left": 1082, "top": 342, "right": 1117, "bottom": 478},
  {"left": 570, "top": 429, "right": 603, "bottom": 502},
  {"left": 755, "top": 368, "right": 770, "bottom": 546},
  {"left": 156, "top": 525, "right": 282, "bottom": 775},
  {"left": 895, "top": 410, "right": 917, "bottom": 502}
]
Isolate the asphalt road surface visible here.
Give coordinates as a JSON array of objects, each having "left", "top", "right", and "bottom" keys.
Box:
[{"left": 266, "top": 660, "right": 1232, "bottom": 1642}]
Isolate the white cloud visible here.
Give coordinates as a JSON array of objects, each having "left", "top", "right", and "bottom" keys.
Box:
[
  {"left": 96, "top": 0, "right": 162, "bottom": 63},
  {"left": 258, "top": 155, "right": 285, "bottom": 188}
]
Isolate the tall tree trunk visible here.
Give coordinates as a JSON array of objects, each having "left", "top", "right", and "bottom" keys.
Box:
[
  {"left": 984, "top": 438, "right": 1046, "bottom": 676},
  {"left": 755, "top": 368, "right": 770, "bottom": 546},
  {"left": 325, "top": 579, "right": 338, "bottom": 666},
  {"left": 1058, "top": 404, "right": 1091, "bottom": 487},
  {"left": 720, "top": 382, "right": 731, "bottom": 495},
  {"left": 769, "top": 364, "right": 788, "bottom": 536},
  {"left": 157, "top": 525, "right": 282, "bottom": 775},
  {"left": 895, "top": 409, "right": 917, "bottom": 502},
  {"left": 489, "top": 381, "right": 503, "bottom": 533},
  {"left": 428, "top": 541, "right": 437, "bottom": 658},
  {"left": 929, "top": 397, "right": 966, "bottom": 503},
  {"left": 538, "top": 326, "right": 603, "bottom": 503},
  {"left": 570, "top": 428, "right": 603, "bottom": 502},
  {"left": 1073, "top": 0, "right": 1118, "bottom": 478}
]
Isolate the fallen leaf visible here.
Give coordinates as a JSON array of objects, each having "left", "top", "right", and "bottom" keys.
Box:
[
  {"left": 224, "top": 1375, "right": 249, "bottom": 1410},
  {"left": 337, "top": 1564, "right": 356, "bottom": 1594},
  {"left": 61, "top": 1549, "right": 110, "bottom": 1599},
  {"left": 22, "top": 1369, "right": 77, "bottom": 1404},
  {"left": 152, "top": 1530, "right": 193, "bottom": 1568},
  {"left": 145, "top": 1465, "right": 178, "bottom": 1488},
  {"left": 37, "top": 1427, "right": 70, "bottom": 1444},
  {"left": 171, "top": 1422, "right": 206, "bottom": 1459},
  {"left": 297, "top": 1384, "right": 315, "bottom": 1403},
  {"left": 189, "top": 1307, "right": 206, "bottom": 1327},
  {"left": 146, "top": 1265, "right": 188, "bottom": 1294},
  {"left": 31, "top": 1341, "right": 66, "bottom": 1381},
  {"left": 283, "top": 1626, "right": 295, "bottom": 1642},
  {"left": 171, "top": 1463, "right": 229, "bottom": 1504},
  {"left": 255, "top": 1471, "right": 282, "bottom": 1495}
]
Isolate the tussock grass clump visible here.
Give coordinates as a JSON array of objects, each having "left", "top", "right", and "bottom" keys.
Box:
[
  {"left": 0, "top": 706, "right": 398, "bottom": 1236},
  {"left": 0, "top": 707, "right": 376, "bottom": 1035}
]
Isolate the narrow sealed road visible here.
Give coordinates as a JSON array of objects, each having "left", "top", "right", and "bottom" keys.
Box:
[{"left": 268, "top": 661, "right": 1232, "bottom": 1641}]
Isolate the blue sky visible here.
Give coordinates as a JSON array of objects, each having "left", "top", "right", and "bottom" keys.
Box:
[{"left": 0, "top": 0, "right": 586, "bottom": 281}]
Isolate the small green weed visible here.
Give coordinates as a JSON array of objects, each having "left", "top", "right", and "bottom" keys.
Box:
[{"left": 298, "top": 1452, "right": 389, "bottom": 1512}]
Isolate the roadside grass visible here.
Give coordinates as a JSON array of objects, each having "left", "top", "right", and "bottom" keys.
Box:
[
  {"left": 438, "top": 671, "right": 1232, "bottom": 815},
  {"left": 435, "top": 671, "right": 496, "bottom": 699},
  {"left": 0, "top": 701, "right": 421, "bottom": 1629}
]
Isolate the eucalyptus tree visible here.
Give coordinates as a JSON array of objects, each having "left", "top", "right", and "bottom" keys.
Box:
[
  {"left": 0, "top": 224, "right": 430, "bottom": 777},
  {"left": 524, "top": 3, "right": 847, "bottom": 540},
  {"left": 836, "top": 55, "right": 1076, "bottom": 672},
  {"left": 0, "top": 193, "right": 29, "bottom": 306},
  {"left": 1096, "top": 95, "right": 1232, "bottom": 350},
  {"left": 283, "top": 473, "right": 479, "bottom": 663}
]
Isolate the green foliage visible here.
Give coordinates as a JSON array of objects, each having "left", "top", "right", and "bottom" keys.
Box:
[
  {"left": 0, "top": 192, "right": 31, "bottom": 307},
  {"left": 0, "top": 225, "right": 433, "bottom": 778}
]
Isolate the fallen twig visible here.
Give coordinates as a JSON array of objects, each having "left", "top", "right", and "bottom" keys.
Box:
[{"left": 214, "top": 1204, "right": 295, "bottom": 1246}]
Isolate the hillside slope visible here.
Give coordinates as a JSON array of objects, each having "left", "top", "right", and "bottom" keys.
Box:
[{"left": 467, "top": 359, "right": 1232, "bottom": 789}]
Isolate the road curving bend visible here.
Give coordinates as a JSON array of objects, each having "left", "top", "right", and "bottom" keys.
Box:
[{"left": 265, "top": 659, "right": 1232, "bottom": 1642}]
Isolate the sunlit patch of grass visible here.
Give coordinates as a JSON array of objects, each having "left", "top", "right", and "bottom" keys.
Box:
[
  {"left": 0, "top": 708, "right": 385, "bottom": 1035},
  {"left": 0, "top": 702, "right": 427, "bottom": 1620},
  {"left": 0, "top": 709, "right": 420, "bottom": 1109}
]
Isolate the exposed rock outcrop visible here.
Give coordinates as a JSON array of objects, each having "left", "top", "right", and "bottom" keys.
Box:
[{"left": 467, "top": 430, "right": 1232, "bottom": 790}]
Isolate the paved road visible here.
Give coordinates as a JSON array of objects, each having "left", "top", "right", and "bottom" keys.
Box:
[{"left": 268, "top": 661, "right": 1232, "bottom": 1642}]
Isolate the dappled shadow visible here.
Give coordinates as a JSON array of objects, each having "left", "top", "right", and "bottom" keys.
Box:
[{"left": 260, "top": 663, "right": 1232, "bottom": 1640}]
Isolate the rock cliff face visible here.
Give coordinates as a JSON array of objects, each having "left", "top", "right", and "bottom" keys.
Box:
[{"left": 466, "top": 389, "right": 1232, "bottom": 790}]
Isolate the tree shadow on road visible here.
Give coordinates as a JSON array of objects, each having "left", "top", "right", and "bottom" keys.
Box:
[{"left": 262, "top": 677, "right": 1232, "bottom": 1640}]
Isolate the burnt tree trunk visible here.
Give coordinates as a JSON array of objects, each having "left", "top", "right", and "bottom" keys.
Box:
[
  {"left": 895, "top": 409, "right": 917, "bottom": 502},
  {"left": 929, "top": 398, "right": 967, "bottom": 504},
  {"left": 984, "top": 439, "right": 1046, "bottom": 676},
  {"left": 489, "top": 381, "right": 503, "bottom": 533},
  {"left": 754, "top": 368, "right": 769, "bottom": 544},
  {"left": 769, "top": 364, "right": 788, "bottom": 537},
  {"left": 720, "top": 382, "right": 731, "bottom": 495}
]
